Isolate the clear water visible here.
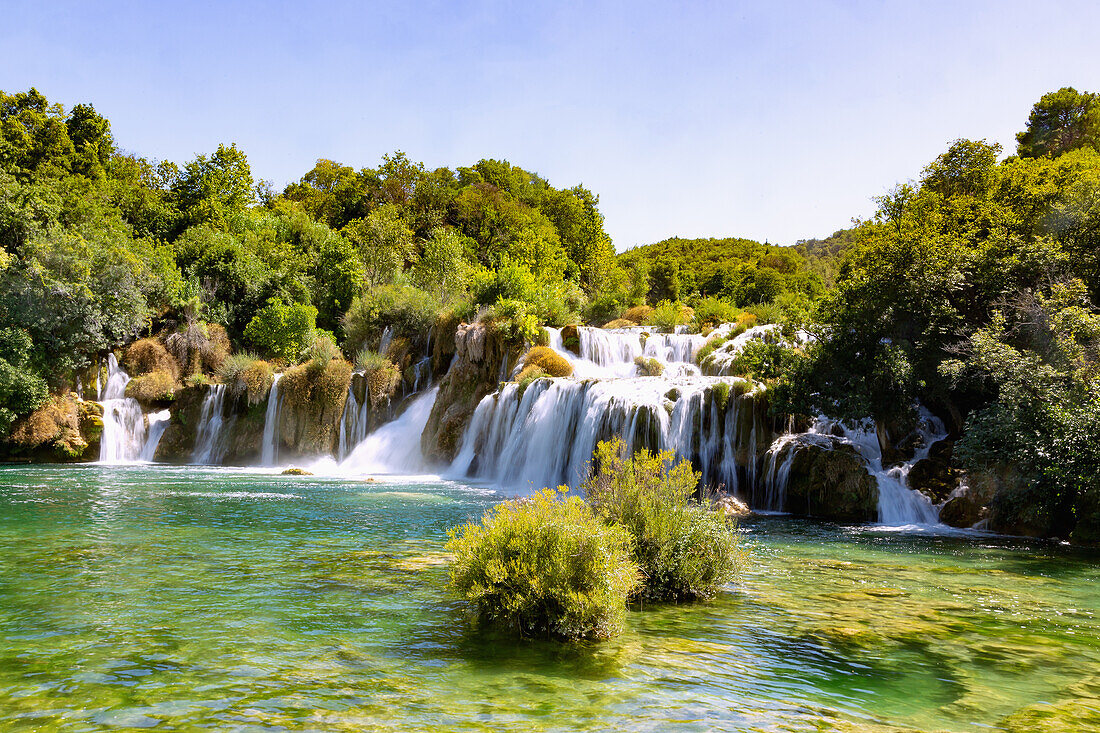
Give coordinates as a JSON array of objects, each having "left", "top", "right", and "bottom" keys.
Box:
[{"left": 1, "top": 465, "right": 1098, "bottom": 732}]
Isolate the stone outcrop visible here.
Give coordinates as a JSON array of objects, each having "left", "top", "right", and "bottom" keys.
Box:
[
  {"left": 779, "top": 435, "right": 879, "bottom": 522},
  {"left": 1, "top": 394, "right": 103, "bottom": 462},
  {"left": 908, "top": 439, "right": 958, "bottom": 503},
  {"left": 421, "top": 323, "right": 519, "bottom": 464},
  {"left": 939, "top": 479, "right": 994, "bottom": 529}
]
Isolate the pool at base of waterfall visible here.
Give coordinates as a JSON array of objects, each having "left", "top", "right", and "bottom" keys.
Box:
[{"left": 1, "top": 464, "right": 1098, "bottom": 732}]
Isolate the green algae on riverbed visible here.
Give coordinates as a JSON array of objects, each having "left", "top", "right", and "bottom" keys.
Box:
[{"left": 0, "top": 465, "right": 1098, "bottom": 731}]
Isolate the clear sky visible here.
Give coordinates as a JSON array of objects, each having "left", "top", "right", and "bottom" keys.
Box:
[{"left": 3, "top": 1, "right": 1100, "bottom": 250}]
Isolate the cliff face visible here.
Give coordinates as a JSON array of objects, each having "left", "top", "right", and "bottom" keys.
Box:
[{"left": 421, "top": 323, "right": 519, "bottom": 464}]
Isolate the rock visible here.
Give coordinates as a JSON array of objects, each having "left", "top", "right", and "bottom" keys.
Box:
[
  {"left": 939, "top": 481, "right": 991, "bottom": 528},
  {"left": 281, "top": 467, "right": 312, "bottom": 475},
  {"left": 714, "top": 495, "right": 751, "bottom": 518},
  {"left": 560, "top": 325, "right": 581, "bottom": 356},
  {"left": 780, "top": 435, "right": 878, "bottom": 522},
  {"left": 908, "top": 439, "right": 958, "bottom": 503},
  {"left": 422, "top": 323, "right": 519, "bottom": 463},
  {"left": 633, "top": 356, "right": 664, "bottom": 377}
]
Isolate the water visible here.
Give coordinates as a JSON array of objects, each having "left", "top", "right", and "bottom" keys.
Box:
[
  {"left": 98, "top": 355, "right": 165, "bottom": 464},
  {"left": 260, "top": 374, "right": 284, "bottom": 466},
  {"left": 0, "top": 464, "right": 1096, "bottom": 731},
  {"left": 320, "top": 388, "right": 440, "bottom": 476},
  {"left": 191, "top": 385, "right": 231, "bottom": 466}
]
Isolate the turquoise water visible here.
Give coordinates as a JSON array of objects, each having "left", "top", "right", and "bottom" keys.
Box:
[{"left": 1, "top": 465, "right": 1098, "bottom": 731}]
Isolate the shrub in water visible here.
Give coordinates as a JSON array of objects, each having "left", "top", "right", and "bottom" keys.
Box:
[
  {"left": 691, "top": 297, "right": 740, "bottom": 330},
  {"left": 448, "top": 487, "right": 640, "bottom": 640},
  {"left": 584, "top": 438, "right": 740, "bottom": 602},
  {"left": 522, "top": 346, "right": 574, "bottom": 377}
]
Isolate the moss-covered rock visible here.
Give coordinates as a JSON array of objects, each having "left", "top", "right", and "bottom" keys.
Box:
[
  {"left": 633, "top": 356, "right": 664, "bottom": 377},
  {"left": 154, "top": 384, "right": 210, "bottom": 462},
  {"left": 908, "top": 439, "right": 958, "bottom": 503},
  {"left": 522, "top": 346, "right": 573, "bottom": 378},
  {"left": 2, "top": 395, "right": 101, "bottom": 462},
  {"left": 560, "top": 324, "right": 581, "bottom": 355},
  {"left": 278, "top": 359, "right": 353, "bottom": 458},
  {"left": 779, "top": 435, "right": 878, "bottom": 522}
]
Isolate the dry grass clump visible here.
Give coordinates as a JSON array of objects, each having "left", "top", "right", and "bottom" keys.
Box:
[
  {"left": 9, "top": 396, "right": 75, "bottom": 447},
  {"left": 355, "top": 348, "right": 402, "bottom": 407},
  {"left": 282, "top": 359, "right": 353, "bottom": 411},
  {"left": 522, "top": 346, "right": 573, "bottom": 378},
  {"left": 124, "top": 369, "right": 176, "bottom": 404},
  {"left": 123, "top": 338, "right": 179, "bottom": 379},
  {"left": 621, "top": 305, "right": 654, "bottom": 324},
  {"left": 218, "top": 353, "right": 274, "bottom": 405},
  {"left": 203, "top": 323, "right": 232, "bottom": 372},
  {"left": 602, "top": 318, "right": 635, "bottom": 329}
]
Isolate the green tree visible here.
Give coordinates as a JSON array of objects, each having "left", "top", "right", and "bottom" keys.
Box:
[
  {"left": 412, "top": 226, "right": 471, "bottom": 302},
  {"left": 243, "top": 297, "right": 318, "bottom": 361},
  {"left": 1017, "top": 87, "right": 1100, "bottom": 159},
  {"left": 342, "top": 204, "right": 413, "bottom": 289}
]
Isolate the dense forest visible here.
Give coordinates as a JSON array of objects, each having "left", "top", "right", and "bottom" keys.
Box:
[{"left": 3, "top": 84, "right": 1100, "bottom": 539}]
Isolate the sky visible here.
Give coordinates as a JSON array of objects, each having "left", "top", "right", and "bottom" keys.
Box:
[{"left": 3, "top": 0, "right": 1100, "bottom": 250}]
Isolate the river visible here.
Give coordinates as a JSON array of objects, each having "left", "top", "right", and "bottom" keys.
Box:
[{"left": 0, "top": 464, "right": 1097, "bottom": 731}]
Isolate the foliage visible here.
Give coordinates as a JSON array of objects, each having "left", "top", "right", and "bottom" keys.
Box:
[
  {"left": 281, "top": 358, "right": 352, "bottom": 412},
  {"left": 243, "top": 298, "right": 318, "bottom": 362},
  {"left": 124, "top": 369, "right": 176, "bottom": 404},
  {"left": 303, "top": 332, "right": 342, "bottom": 371},
  {"left": 447, "top": 487, "right": 640, "bottom": 640},
  {"left": 411, "top": 226, "right": 472, "bottom": 302},
  {"left": 484, "top": 298, "right": 542, "bottom": 344},
  {"left": 0, "top": 354, "right": 47, "bottom": 435},
  {"left": 122, "top": 338, "right": 179, "bottom": 379},
  {"left": 645, "top": 300, "right": 690, "bottom": 331},
  {"left": 726, "top": 334, "right": 801, "bottom": 382},
  {"left": 342, "top": 203, "right": 414, "bottom": 289},
  {"left": 583, "top": 439, "right": 740, "bottom": 601},
  {"left": 217, "top": 352, "right": 274, "bottom": 404},
  {"left": 515, "top": 364, "right": 547, "bottom": 395},
  {"left": 342, "top": 283, "right": 440, "bottom": 351},
  {"left": 355, "top": 349, "right": 401, "bottom": 406},
  {"left": 1017, "top": 87, "right": 1100, "bottom": 159},
  {"left": 621, "top": 305, "right": 653, "bottom": 324},
  {"left": 522, "top": 346, "right": 574, "bottom": 378},
  {"left": 691, "top": 297, "right": 740, "bottom": 329}
]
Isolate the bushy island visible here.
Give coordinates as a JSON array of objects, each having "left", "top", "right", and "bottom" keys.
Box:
[
  {"left": 1, "top": 86, "right": 1100, "bottom": 546},
  {"left": 448, "top": 438, "right": 741, "bottom": 640}
]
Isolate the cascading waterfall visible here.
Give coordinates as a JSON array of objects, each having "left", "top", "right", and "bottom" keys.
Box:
[
  {"left": 260, "top": 374, "right": 283, "bottom": 466},
  {"left": 449, "top": 376, "right": 758, "bottom": 493},
  {"left": 337, "top": 382, "right": 372, "bottom": 461},
  {"left": 191, "top": 385, "right": 230, "bottom": 465},
  {"left": 99, "top": 355, "right": 166, "bottom": 463},
  {"left": 759, "top": 412, "right": 944, "bottom": 525},
  {"left": 320, "top": 387, "right": 440, "bottom": 475}
]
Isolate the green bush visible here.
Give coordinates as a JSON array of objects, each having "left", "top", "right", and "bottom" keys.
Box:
[
  {"left": 583, "top": 439, "right": 741, "bottom": 602},
  {"left": 447, "top": 487, "right": 640, "bottom": 640},
  {"left": 485, "top": 298, "right": 542, "bottom": 343},
  {"left": 515, "top": 364, "right": 548, "bottom": 395},
  {"left": 692, "top": 297, "right": 740, "bottom": 329},
  {"left": 343, "top": 283, "right": 440, "bottom": 351},
  {"left": 355, "top": 349, "right": 401, "bottom": 406},
  {"left": 243, "top": 297, "right": 318, "bottom": 361},
  {"left": 728, "top": 336, "right": 801, "bottom": 382},
  {"left": 645, "top": 300, "right": 690, "bottom": 331},
  {"left": 303, "top": 332, "right": 342, "bottom": 371}
]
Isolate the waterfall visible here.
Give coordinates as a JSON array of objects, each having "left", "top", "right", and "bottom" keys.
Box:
[
  {"left": 260, "top": 374, "right": 283, "bottom": 466},
  {"left": 99, "top": 355, "right": 146, "bottom": 463},
  {"left": 332, "top": 387, "right": 439, "bottom": 474},
  {"left": 542, "top": 326, "right": 706, "bottom": 379},
  {"left": 338, "top": 382, "right": 371, "bottom": 461},
  {"left": 758, "top": 412, "right": 943, "bottom": 525},
  {"left": 191, "top": 385, "right": 230, "bottom": 465},
  {"left": 449, "top": 377, "right": 756, "bottom": 493},
  {"left": 98, "top": 355, "right": 168, "bottom": 464},
  {"left": 138, "top": 410, "right": 171, "bottom": 462}
]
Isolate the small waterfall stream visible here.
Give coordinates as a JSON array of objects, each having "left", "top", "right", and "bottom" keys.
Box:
[
  {"left": 191, "top": 385, "right": 230, "bottom": 465},
  {"left": 260, "top": 374, "right": 284, "bottom": 466},
  {"left": 99, "top": 355, "right": 167, "bottom": 463}
]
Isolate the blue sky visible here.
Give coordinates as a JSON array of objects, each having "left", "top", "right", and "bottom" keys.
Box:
[{"left": 3, "top": 1, "right": 1100, "bottom": 250}]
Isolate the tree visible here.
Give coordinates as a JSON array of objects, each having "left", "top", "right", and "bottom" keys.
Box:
[
  {"left": 412, "top": 226, "right": 470, "bottom": 302},
  {"left": 172, "top": 143, "right": 256, "bottom": 229},
  {"left": 342, "top": 204, "right": 413, "bottom": 289},
  {"left": 243, "top": 298, "right": 318, "bottom": 361},
  {"left": 1017, "top": 87, "right": 1100, "bottom": 159}
]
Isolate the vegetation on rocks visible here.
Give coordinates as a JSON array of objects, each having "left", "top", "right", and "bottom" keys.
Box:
[
  {"left": 124, "top": 369, "right": 176, "bottom": 405},
  {"left": 521, "top": 346, "right": 573, "bottom": 378}
]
